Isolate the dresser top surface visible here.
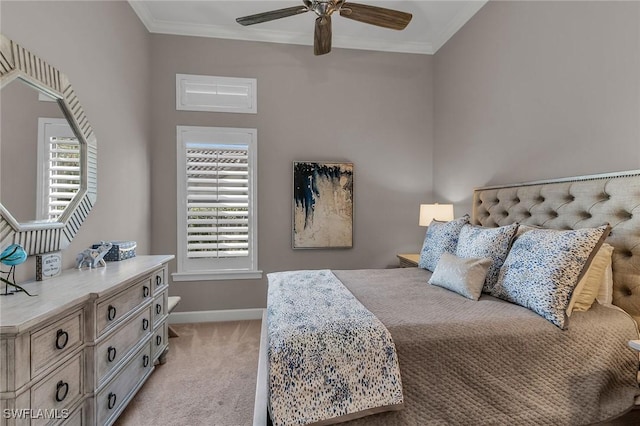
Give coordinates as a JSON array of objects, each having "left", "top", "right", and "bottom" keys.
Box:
[{"left": 0, "top": 255, "right": 174, "bottom": 334}]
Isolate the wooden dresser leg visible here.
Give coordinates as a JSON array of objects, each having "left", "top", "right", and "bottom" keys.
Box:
[{"left": 158, "top": 347, "right": 169, "bottom": 365}]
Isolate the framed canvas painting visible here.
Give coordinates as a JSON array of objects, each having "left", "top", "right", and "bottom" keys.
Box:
[{"left": 293, "top": 161, "right": 353, "bottom": 249}]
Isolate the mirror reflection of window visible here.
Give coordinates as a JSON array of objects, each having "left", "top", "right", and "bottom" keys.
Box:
[{"left": 36, "top": 118, "right": 80, "bottom": 221}]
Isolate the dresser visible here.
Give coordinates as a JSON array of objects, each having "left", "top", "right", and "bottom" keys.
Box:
[{"left": 0, "top": 255, "right": 174, "bottom": 426}]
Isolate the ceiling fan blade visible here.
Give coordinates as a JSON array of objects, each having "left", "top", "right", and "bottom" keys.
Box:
[
  {"left": 339, "top": 2, "right": 412, "bottom": 30},
  {"left": 314, "top": 16, "right": 332, "bottom": 56},
  {"left": 236, "top": 5, "right": 309, "bottom": 26}
]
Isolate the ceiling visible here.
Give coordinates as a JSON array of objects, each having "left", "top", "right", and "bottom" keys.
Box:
[{"left": 129, "top": 0, "right": 488, "bottom": 55}]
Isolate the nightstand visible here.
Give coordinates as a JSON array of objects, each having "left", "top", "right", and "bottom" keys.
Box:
[{"left": 397, "top": 253, "right": 420, "bottom": 268}]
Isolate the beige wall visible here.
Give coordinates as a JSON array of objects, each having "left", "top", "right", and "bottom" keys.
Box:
[
  {"left": 149, "top": 35, "right": 434, "bottom": 311},
  {"left": 433, "top": 0, "right": 640, "bottom": 214},
  {"left": 6, "top": 1, "right": 635, "bottom": 314},
  {"left": 1, "top": 0, "right": 152, "bottom": 278}
]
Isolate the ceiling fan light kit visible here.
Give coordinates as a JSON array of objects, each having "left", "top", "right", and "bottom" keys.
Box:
[{"left": 236, "top": 0, "right": 413, "bottom": 56}]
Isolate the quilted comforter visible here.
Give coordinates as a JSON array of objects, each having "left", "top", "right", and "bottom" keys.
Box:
[{"left": 333, "top": 267, "right": 640, "bottom": 426}]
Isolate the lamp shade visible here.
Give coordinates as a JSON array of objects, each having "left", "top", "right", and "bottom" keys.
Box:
[{"left": 419, "top": 204, "right": 454, "bottom": 226}]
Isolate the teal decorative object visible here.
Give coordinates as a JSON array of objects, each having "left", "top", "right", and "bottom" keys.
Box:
[{"left": 0, "top": 244, "right": 35, "bottom": 296}]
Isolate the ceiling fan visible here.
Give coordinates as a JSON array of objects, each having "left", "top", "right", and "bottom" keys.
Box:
[{"left": 236, "top": 0, "right": 413, "bottom": 56}]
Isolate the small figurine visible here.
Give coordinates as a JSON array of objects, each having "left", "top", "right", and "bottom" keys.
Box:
[
  {"left": 0, "top": 244, "right": 35, "bottom": 296},
  {"left": 76, "top": 241, "right": 113, "bottom": 269}
]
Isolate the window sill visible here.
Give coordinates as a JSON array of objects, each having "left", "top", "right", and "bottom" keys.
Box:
[{"left": 172, "top": 270, "right": 263, "bottom": 282}]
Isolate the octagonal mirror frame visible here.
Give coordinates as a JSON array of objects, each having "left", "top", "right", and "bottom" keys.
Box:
[{"left": 0, "top": 33, "right": 97, "bottom": 255}]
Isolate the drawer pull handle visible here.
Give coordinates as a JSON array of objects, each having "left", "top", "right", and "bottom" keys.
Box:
[
  {"left": 108, "top": 392, "right": 117, "bottom": 410},
  {"left": 156, "top": 335, "right": 162, "bottom": 346},
  {"left": 142, "top": 318, "right": 149, "bottom": 331},
  {"left": 143, "top": 286, "right": 150, "bottom": 297},
  {"left": 107, "top": 305, "right": 117, "bottom": 321},
  {"left": 107, "top": 346, "right": 117, "bottom": 362},
  {"left": 55, "top": 381, "right": 69, "bottom": 402},
  {"left": 55, "top": 329, "right": 69, "bottom": 350},
  {"left": 143, "top": 354, "right": 149, "bottom": 368},
  {"left": 156, "top": 275, "right": 162, "bottom": 286},
  {"left": 156, "top": 304, "right": 162, "bottom": 315}
]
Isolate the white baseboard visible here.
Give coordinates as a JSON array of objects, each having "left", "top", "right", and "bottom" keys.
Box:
[{"left": 169, "top": 308, "right": 264, "bottom": 324}]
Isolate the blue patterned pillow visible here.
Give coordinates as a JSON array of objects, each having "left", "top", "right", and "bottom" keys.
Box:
[
  {"left": 491, "top": 225, "right": 610, "bottom": 329},
  {"left": 418, "top": 215, "right": 470, "bottom": 271},
  {"left": 455, "top": 223, "right": 519, "bottom": 293}
]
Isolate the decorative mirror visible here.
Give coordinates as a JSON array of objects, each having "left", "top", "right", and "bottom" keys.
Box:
[{"left": 0, "top": 33, "right": 97, "bottom": 255}]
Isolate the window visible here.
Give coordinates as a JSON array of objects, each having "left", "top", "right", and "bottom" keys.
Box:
[
  {"left": 176, "top": 74, "right": 257, "bottom": 114},
  {"left": 36, "top": 118, "right": 81, "bottom": 221},
  {"left": 174, "top": 126, "right": 261, "bottom": 281}
]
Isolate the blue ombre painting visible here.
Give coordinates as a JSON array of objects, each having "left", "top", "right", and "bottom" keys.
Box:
[{"left": 293, "top": 162, "right": 353, "bottom": 248}]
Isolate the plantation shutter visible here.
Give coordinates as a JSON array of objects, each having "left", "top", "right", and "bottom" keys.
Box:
[
  {"left": 185, "top": 143, "right": 250, "bottom": 259},
  {"left": 46, "top": 136, "right": 81, "bottom": 220}
]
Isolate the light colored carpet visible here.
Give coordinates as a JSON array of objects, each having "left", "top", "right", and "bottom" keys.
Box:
[{"left": 115, "top": 320, "right": 261, "bottom": 426}]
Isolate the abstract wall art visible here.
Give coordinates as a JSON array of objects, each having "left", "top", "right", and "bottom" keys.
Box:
[{"left": 293, "top": 161, "right": 353, "bottom": 249}]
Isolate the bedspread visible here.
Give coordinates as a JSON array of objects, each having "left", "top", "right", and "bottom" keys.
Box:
[
  {"left": 333, "top": 268, "right": 640, "bottom": 426},
  {"left": 267, "top": 270, "right": 404, "bottom": 426}
]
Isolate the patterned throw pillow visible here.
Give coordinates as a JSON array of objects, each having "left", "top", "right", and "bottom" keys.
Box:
[
  {"left": 491, "top": 225, "right": 610, "bottom": 329},
  {"left": 428, "top": 252, "right": 493, "bottom": 300},
  {"left": 418, "top": 215, "right": 470, "bottom": 271},
  {"left": 455, "top": 223, "right": 519, "bottom": 293}
]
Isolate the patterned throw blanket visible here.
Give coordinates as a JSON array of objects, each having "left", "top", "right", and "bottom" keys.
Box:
[{"left": 267, "top": 270, "right": 404, "bottom": 426}]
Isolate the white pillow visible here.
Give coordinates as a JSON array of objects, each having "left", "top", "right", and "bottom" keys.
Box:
[
  {"left": 428, "top": 252, "right": 493, "bottom": 301},
  {"left": 596, "top": 259, "right": 614, "bottom": 306}
]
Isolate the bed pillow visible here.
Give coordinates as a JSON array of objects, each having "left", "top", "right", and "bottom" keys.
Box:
[
  {"left": 597, "top": 261, "right": 614, "bottom": 306},
  {"left": 418, "top": 215, "right": 470, "bottom": 272},
  {"left": 491, "top": 225, "right": 610, "bottom": 329},
  {"left": 567, "top": 243, "right": 614, "bottom": 315},
  {"left": 455, "top": 223, "right": 519, "bottom": 293},
  {"left": 428, "top": 253, "right": 493, "bottom": 301}
]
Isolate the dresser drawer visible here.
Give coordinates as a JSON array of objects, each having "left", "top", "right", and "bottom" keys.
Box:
[
  {"left": 31, "top": 309, "right": 84, "bottom": 379},
  {"left": 96, "top": 342, "right": 152, "bottom": 426},
  {"left": 30, "top": 352, "right": 83, "bottom": 426},
  {"left": 60, "top": 403, "right": 85, "bottom": 426},
  {"left": 152, "top": 267, "right": 167, "bottom": 295},
  {"left": 96, "top": 307, "right": 152, "bottom": 385},
  {"left": 152, "top": 291, "right": 167, "bottom": 328},
  {"left": 152, "top": 322, "right": 168, "bottom": 362},
  {"left": 96, "top": 278, "right": 152, "bottom": 337}
]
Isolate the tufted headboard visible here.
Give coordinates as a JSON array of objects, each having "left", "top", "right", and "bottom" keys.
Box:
[{"left": 472, "top": 170, "right": 640, "bottom": 325}]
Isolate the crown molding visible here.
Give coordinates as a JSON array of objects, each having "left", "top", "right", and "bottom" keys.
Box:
[
  {"left": 432, "top": 1, "right": 487, "bottom": 52},
  {"left": 129, "top": 1, "right": 485, "bottom": 55}
]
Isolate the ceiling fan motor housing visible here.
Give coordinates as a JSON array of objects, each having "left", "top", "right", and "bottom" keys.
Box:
[{"left": 308, "top": 1, "right": 346, "bottom": 17}]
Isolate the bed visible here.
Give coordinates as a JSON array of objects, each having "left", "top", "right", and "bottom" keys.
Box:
[{"left": 254, "top": 170, "right": 640, "bottom": 426}]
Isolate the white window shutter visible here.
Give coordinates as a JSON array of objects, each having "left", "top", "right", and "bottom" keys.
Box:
[
  {"left": 175, "top": 126, "right": 260, "bottom": 281},
  {"left": 176, "top": 74, "right": 257, "bottom": 114},
  {"left": 37, "top": 118, "right": 81, "bottom": 221},
  {"left": 47, "top": 137, "right": 81, "bottom": 219},
  {"left": 186, "top": 146, "right": 250, "bottom": 258}
]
